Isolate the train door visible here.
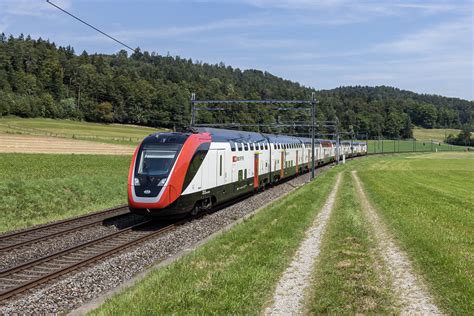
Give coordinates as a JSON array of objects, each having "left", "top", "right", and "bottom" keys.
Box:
[
  {"left": 308, "top": 149, "right": 311, "bottom": 167},
  {"left": 296, "top": 150, "right": 299, "bottom": 175},
  {"left": 202, "top": 150, "right": 217, "bottom": 189},
  {"left": 254, "top": 153, "right": 259, "bottom": 189},
  {"left": 216, "top": 150, "right": 225, "bottom": 187},
  {"left": 280, "top": 151, "right": 284, "bottom": 178}
]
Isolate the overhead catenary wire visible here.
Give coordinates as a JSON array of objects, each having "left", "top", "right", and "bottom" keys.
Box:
[{"left": 46, "top": 0, "right": 136, "bottom": 53}]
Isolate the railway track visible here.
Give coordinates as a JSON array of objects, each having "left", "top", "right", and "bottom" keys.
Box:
[
  {"left": 0, "top": 206, "right": 130, "bottom": 251},
  {"left": 0, "top": 219, "right": 182, "bottom": 301}
]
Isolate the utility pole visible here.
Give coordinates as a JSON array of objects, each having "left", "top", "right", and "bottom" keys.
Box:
[{"left": 311, "top": 92, "right": 316, "bottom": 180}]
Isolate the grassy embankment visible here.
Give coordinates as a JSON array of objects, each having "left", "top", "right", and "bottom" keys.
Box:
[
  {"left": 0, "top": 117, "right": 163, "bottom": 145},
  {"left": 354, "top": 152, "right": 474, "bottom": 314},
  {"left": 306, "top": 171, "right": 395, "bottom": 314},
  {"left": 0, "top": 153, "right": 130, "bottom": 232},
  {"left": 91, "top": 167, "right": 343, "bottom": 315}
]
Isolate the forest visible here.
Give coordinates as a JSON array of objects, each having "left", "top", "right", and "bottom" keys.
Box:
[{"left": 0, "top": 34, "right": 472, "bottom": 139}]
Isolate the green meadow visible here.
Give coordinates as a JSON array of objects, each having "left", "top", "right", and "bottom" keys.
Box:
[
  {"left": 413, "top": 127, "right": 460, "bottom": 141},
  {"left": 0, "top": 153, "right": 130, "bottom": 232},
  {"left": 354, "top": 152, "right": 474, "bottom": 314}
]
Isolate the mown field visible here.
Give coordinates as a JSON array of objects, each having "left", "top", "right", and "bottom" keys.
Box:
[
  {"left": 92, "top": 152, "right": 473, "bottom": 315},
  {"left": 0, "top": 117, "right": 163, "bottom": 145},
  {"left": 366, "top": 138, "right": 464, "bottom": 153},
  {"left": 354, "top": 152, "right": 474, "bottom": 314},
  {"left": 0, "top": 153, "right": 130, "bottom": 232},
  {"left": 413, "top": 127, "right": 460, "bottom": 141}
]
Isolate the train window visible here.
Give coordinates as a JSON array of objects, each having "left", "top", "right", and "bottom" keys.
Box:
[
  {"left": 250, "top": 143, "right": 254, "bottom": 150},
  {"left": 231, "top": 142, "right": 236, "bottom": 151},
  {"left": 238, "top": 170, "right": 243, "bottom": 181},
  {"left": 219, "top": 155, "right": 223, "bottom": 176},
  {"left": 265, "top": 144, "right": 268, "bottom": 150},
  {"left": 237, "top": 143, "right": 242, "bottom": 151},
  {"left": 273, "top": 144, "right": 276, "bottom": 149},
  {"left": 244, "top": 143, "right": 249, "bottom": 151},
  {"left": 244, "top": 169, "right": 247, "bottom": 178}
]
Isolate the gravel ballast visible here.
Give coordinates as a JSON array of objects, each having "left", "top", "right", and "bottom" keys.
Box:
[
  {"left": 0, "top": 169, "right": 327, "bottom": 314},
  {"left": 0, "top": 214, "right": 145, "bottom": 270}
]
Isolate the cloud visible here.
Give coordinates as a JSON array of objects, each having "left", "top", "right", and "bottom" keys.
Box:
[
  {"left": 374, "top": 17, "right": 473, "bottom": 54},
  {"left": 0, "top": 0, "right": 72, "bottom": 17},
  {"left": 73, "top": 15, "right": 276, "bottom": 44}
]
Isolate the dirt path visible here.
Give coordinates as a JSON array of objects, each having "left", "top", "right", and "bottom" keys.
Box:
[
  {"left": 0, "top": 134, "right": 134, "bottom": 155},
  {"left": 265, "top": 173, "right": 342, "bottom": 315},
  {"left": 351, "top": 171, "right": 442, "bottom": 315}
]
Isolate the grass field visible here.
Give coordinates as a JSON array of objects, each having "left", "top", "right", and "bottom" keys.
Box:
[
  {"left": 91, "top": 167, "right": 342, "bottom": 315},
  {"left": 366, "top": 139, "right": 464, "bottom": 154},
  {"left": 0, "top": 153, "right": 130, "bottom": 232},
  {"left": 354, "top": 152, "right": 474, "bottom": 314},
  {"left": 0, "top": 117, "right": 164, "bottom": 145},
  {"left": 306, "top": 172, "right": 394, "bottom": 314},
  {"left": 413, "top": 127, "right": 460, "bottom": 141}
]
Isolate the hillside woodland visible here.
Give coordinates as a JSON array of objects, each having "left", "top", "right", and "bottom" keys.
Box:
[{"left": 0, "top": 34, "right": 472, "bottom": 140}]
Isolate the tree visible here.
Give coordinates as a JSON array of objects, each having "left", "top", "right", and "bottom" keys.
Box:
[
  {"left": 456, "top": 125, "right": 472, "bottom": 146},
  {"left": 94, "top": 101, "right": 114, "bottom": 123},
  {"left": 0, "top": 34, "right": 472, "bottom": 136}
]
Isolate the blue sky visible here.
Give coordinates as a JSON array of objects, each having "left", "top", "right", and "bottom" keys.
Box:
[{"left": 1, "top": 0, "right": 473, "bottom": 100}]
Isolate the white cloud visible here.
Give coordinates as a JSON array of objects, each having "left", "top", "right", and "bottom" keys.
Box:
[
  {"left": 0, "top": 0, "right": 72, "bottom": 17},
  {"left": 374, "top": 17, "right": 473, "bottom": 54}
]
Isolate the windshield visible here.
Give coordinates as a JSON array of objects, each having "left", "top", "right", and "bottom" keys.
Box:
[{"left": 138, "top": 145, "right": 180, "bottom": 176}]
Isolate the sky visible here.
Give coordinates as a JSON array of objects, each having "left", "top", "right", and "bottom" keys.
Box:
[{"left": 1, "top": 0, "right": 473, "bottom": 100}]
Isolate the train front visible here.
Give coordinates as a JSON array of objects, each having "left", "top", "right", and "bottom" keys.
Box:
[{"left": 128, "top": 131, "right": 210, "bottom": 216}]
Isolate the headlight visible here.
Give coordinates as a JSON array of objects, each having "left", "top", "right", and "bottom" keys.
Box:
[
  {"left": 134, "top": 177, "right": 140, "bottom": 186},
  {"left": 158, "top": 178, "right": 167, "bottom": 186}
]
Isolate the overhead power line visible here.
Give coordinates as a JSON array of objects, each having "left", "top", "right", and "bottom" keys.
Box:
[{"left": 46, "top": 0, "right": 136, "bottom": 52}]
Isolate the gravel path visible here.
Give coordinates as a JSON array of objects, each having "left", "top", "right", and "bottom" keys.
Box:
[
  {"left": 265, "top": 172, "right": 342, "bottom": 316},
  {"left": 0, "top": 171, "right": 324, "bottom": 314},
  {"left": 351, "top": 171, "right": 442, "bottom": 315}
]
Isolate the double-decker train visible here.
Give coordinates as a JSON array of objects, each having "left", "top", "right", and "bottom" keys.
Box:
[{"left": 128, "top": 128, "right": 367, "bottom": 216}]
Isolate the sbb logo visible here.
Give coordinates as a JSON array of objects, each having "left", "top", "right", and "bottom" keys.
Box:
[{"left": 233, "top": 156, "right": 244, "bottom": 162}]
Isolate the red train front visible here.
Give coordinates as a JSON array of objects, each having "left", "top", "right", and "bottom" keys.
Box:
[{"left": 128, "top": 131, "right": 211, "bottom": 216}]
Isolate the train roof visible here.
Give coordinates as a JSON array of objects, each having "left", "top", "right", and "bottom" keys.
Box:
[{"left": 195, "top": 127, "right": 310, "bottom": 144}]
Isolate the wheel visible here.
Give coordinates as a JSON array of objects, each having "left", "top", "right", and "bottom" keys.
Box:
[{"left": 190, "top": 204, "right": 200, "bottom": 216}]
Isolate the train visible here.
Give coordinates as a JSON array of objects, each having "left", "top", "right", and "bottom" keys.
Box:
[{"left": 128, "top": 128, "right": 367, "bottom": 217}]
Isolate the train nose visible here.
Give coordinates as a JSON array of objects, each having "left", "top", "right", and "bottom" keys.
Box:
[{"left": 133, "top": 176, "right": 167, "bottom": 198}]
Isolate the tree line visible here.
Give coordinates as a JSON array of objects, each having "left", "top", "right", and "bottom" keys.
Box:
[{"left": 0, "top": 34, "right": 472, "bottom": 140}]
